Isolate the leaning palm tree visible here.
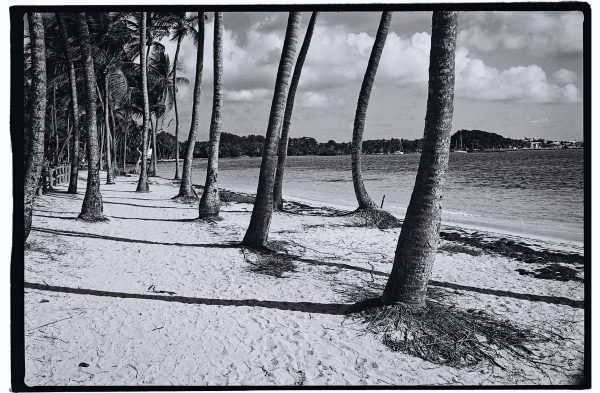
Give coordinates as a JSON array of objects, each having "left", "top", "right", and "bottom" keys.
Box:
[
  {"left": 351, "top": 11, "right": 392, "bottom": 211},
  {"left": 169, "top": 13, "right": 197, "bottom": 180},
  {"left": 381, "top": 11, "right": 458, "bottom": 307},
  {"left": 136, "top": 11, "right": 151, "bottom": 192},
  {"left": 77, "top": 12, "right": 105, "bottom": 221},
  {"left": 176, "top": 12, "right": 205, "bottom": 199},
  {"left": 56, "top": 13, "right": 80, "bottom": 194},
  {"left": 242, "top": 12, "right": 302, "bottom": 248},
  {"left": 272, "top": 11, "right": 319, "bottom": 211},
  {"left": 198, "top": 12, "right": 224, "bottom": 218},
  {"left": 24, "top": 12, "right": 47, "bottom": 242}
]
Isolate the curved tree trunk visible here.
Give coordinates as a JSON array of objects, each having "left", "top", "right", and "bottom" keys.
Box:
[
  {"left": 242, "top": 12, "right": 301, "bottom": 248},
  {"left": 273, "top": 12, "right": 318, "bottom": 211},
  {"left": 57, "top": 13, "right": 80, "bottom": 194},
  {"left": 351, "top": 11, "right": 392, "bottom": 210},
  {"left": 136, "top": 12, "right": 150, "bottom": 192},
  {"left": 177, "top": 12, "right": 205, "bottom": 199},
  {"left": 104, "top": 75, "right": 115, "bottom": 184},
  {"left": 199, "top": 12, "right": 224, "bottom": 218},
  {"left": 24, "top": 12, "right": 47, "bottom": 242},
  {"left": 77, "top": 12, "right": 105, "bottom": 221},
  {"left": 173, "top": 35, "right": 182, "bottom": 180},
  {"left": 382, "top": 11, "right": 458, "bottom": 307}
]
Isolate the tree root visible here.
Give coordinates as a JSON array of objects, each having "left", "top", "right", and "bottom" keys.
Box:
[
  {"left": 242, "top": 246, "right": 297, "bottom": 278},
  {"left": 348, "top": 208, "right": 402, "bottom": 229},
  {"left": 347, "top": 299, "right": 553, "bottom": 369},
  {"left": 171, "top": 195, "right": 198, "bottom": 204}
]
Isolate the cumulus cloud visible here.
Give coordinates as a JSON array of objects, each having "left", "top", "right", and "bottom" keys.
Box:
[
  {"left": 163, "top": 12, "right": 581, "bottom": 110},
  {"left": 299, "top": 92, "right": 344, "bottom": 108},
  {"left": 455, "top": 56, "right": 581, "bottom": 103},
  {"left": 553, "top": 68, "right": 578, "bottom": 84},
  {"left": 224, "top": 88, "right": 271, "bottom": 102},
  {"left": 457, "top": 11, "right": 584, "bottom": 56}
]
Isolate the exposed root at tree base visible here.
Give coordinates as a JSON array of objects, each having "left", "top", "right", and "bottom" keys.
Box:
[
  {"left": 347, "top": 299, "right": 557, "bottom": 369},
  {"left": 348, "top": 208, "right": 402, "bottom": 229},
  {"left": 171, "top": 195, "right": 198, "bottom": 204},
  {"left": 241, "top": 245, "right": 297, "bottom": 278},
  {"left": 198, "top": 215, "right": 224, "bottom": 223},
  {"left": 77, "top": 214, "right": 109, "bottom": 223}
]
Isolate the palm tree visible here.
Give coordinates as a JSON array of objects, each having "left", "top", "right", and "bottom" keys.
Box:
[
  {"left": 77, "top": 12, "right": 105, "bottom": 221},
  {"left": 136, "top": 11, "right": 151, "bottom": 192},
  {"left": 198, "top": 12, "right": 223, "bottom": 218},
  {"left": 24, "top": 12, "right": 47, "bottom": 242},
  {"left": 273, "top": 12, "right": 319, "bottom": 211},
  {"left": 242, "top": 12, "right": 302, "bottom": 248},
  {"left": 381, "top": 11, "right": 458, "bottom": 307},
  {"left": 103, "top": 71, "right": 115, "bottom": 184},
  {"left": 351, "top": 11, "right": 392, "bottom": 210},
  {"left": 56, "top": 13, "right": 80, "bottom": 194},
  {"left": 169, "top": 13, "right": 196, "bottom": 180},
  {"left": 176, "top": 12, "right": 204, "bottom": 199},
  {"left": 144, "top": 13, "right": 179, "bottom": 177}
]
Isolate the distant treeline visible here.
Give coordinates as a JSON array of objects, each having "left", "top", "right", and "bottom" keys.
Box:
[
  {"left": 152, "top": 129, "right": 562, "bottom": 160},
  {"left": 451, "top": 130, "right": 527, "bottom": 151},
  {"left": 156, "top": 132, "right": 422, "bottom": 159}
]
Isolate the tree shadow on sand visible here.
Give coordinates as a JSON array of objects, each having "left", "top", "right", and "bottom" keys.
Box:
[
  {"left": 24, "top": 282, "right": 350, "bottom": 315},
  {"left": 31, "top": 227, "right": 240, "bottom": 249}
]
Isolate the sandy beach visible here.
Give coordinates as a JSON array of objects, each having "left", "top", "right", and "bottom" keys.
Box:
[{"left": 23, "top": 171, "right": 584, "bottom": 387}]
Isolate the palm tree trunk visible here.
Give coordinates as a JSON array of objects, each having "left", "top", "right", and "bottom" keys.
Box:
[
  {"left": 104, "top": 75, "right": 115, "bottom": 184},
  {"left": 66, "top": 115, "right": 70, "bottom": 163},
  {"left": 24, "top": 12, "right": 47, "bottom": 242},
  {"left": 273, "top": 12, "right": 318, "bottom": 211},
  {"left": 151, "top": 114, "right": 158, "bottom": 176},
  {"left": 351, "top": 11, "right": 392, "bottom": 210},
  {"left": 53, "top": 83, "right": 59, "bottom": 166},
  {"left": 76, "top": 12, "right": 105, "bottom": 221},
  {"left": 122, "top": 119, "right": 128, "bottom": 174},
  {"left": 177, "top": 12, "right": 205, "bottom": 199},
  {"left": 99, "top": 119, "right": 104, "bottom": 169},
  {"left": 173, "top": 35, "right": 182, "bottom": 180},
  {"left": 199, "top": 12, "right": 223, "bottom": 218},
  {"left": 109, "top": 104, "right": 118, "bottom": 175},
  {"left": 381, "top": 11, "right": 458, "bottom": 307},
  {"left": 136, "top": 12, "right": 150, "bottom": 192},
  {"left": 242, "top": 12, "right": 301, "bottom": 248}
]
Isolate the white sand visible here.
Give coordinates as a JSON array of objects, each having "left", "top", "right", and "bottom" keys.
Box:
[{"left": 23, "top": 172, "right": 584, "bottom": 386}]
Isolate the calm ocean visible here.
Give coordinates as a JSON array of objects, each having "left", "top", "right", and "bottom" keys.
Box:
[{"left": 157, "top": 149, "right": 584, "bottom": 244}]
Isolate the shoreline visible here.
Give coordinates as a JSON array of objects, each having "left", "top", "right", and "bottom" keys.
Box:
[{"left": 185, "top": 177, "right": 583, "bottom": 250}]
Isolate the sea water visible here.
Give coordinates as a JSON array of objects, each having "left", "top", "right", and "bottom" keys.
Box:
[{"left": 157, "top": 149, "right": 584, "bottom": 244}]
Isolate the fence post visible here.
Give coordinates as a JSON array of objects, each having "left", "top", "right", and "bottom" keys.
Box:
[{"left": 42, "top": 163, "right": 49, "bottom": 193}]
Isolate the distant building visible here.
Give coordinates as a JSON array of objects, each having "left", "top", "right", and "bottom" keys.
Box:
[{"left": 530, "top": 141, "right": 542, "bottom": 149}]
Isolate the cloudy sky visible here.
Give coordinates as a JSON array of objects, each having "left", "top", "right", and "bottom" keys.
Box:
[{"left": 157, "top": 11, "right": 584, "bottom": 143}]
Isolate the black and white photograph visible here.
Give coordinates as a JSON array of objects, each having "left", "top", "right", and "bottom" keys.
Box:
[{"left": 11, "top": 1, "right": 590, "bottom": 388}]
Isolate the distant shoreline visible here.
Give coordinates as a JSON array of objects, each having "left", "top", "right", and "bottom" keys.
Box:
[{"left": 157, "top": 147, "right": 583, "bottom": 162}]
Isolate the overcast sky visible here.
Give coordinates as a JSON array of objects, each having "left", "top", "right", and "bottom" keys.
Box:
[{"left": 157, "top": 11, "right": 584, "bottom": 143}]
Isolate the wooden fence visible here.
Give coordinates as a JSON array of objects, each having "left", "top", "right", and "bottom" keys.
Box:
[{"left": 37, "top": 164, "right": 70, "bottom": 195}]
